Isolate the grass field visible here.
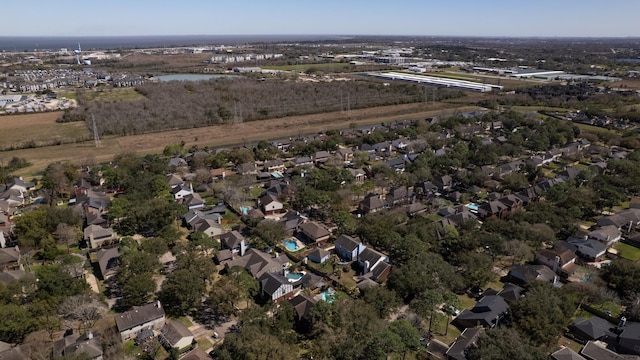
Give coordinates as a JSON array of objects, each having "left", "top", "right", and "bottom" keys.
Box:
[
  {"left": 0, "top": 112, "right": 90, "bottom": 151},
  {"left": 4, "top": 102, "right": 481, "bottom": 177},
  {"left": 262, "top": 62, "right": 353, "bottom": 72},
  {"left": 614, "top": 242, "right": 640, "bottom": 262}
]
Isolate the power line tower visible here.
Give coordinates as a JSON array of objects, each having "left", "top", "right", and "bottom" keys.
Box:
[{"left": 91, "top": 113, "right": 101, "bottom": 148}]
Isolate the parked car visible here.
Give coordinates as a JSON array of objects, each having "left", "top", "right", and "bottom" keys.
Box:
[
  {"left": 443, "top": 305, "right": 460, "bottom": 316},
  {"left": 470, "top": 286, "right": 484, "bottom": 299}
]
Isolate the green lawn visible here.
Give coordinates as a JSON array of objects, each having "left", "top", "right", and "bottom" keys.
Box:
[
  {"left": 197, "top": 337, "right": 212, "bottom": 350},
  {"left": 615, "top": 242, "right": 640, "bottom": 262},
  {"left": 173, "top": 316, "right": 193, "bottom": 328},
  {"left": 262, "top": 62, "right": 352, "bottom": 72}
]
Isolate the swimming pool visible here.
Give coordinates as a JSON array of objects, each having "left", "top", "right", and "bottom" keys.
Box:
[
  {"left": 240, "top": 206, "right": 250, "bottom": 215},
  {"left": 283, "top": 239, "right": 299, "bottom": 251},
  {"left": 321, "top": 289, "right": 336, "bottom": 303},
  {"left": 286, "top": 272, "right": 304, "bottom": 281}
]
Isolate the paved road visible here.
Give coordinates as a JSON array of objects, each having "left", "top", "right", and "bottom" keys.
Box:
[{"left": 187, "top": 315, "right": 237, "bottom": 354}]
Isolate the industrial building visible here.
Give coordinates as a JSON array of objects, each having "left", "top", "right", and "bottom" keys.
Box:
[{"left": 371, "top": 72, "right": 503, "bottom": 92}]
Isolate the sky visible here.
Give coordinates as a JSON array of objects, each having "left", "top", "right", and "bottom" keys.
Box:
[{"left": 3, "top": 0, "right": 639, "bottom": 38}]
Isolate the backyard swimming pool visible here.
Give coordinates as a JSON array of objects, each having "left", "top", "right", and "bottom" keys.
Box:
[
  {"left": 286, "top": 272, "right": 304, "bottom": 281},
  {"left": 283, "top": 239, "right": 299, "bottom": 251}
]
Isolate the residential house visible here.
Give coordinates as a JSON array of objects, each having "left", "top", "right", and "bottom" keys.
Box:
[
  {"left": 535, "top": 247, "right": 577, "bottom": 278},
  {"left": 596, "top": 208, "right": 640, "bottom": 231},
  {"left": 182, "top": 209, "right": 222, "bottom": 229},
  {"left": 258, "top": 193, "right": 284, "bottom": 215},
  {"left": 452, "top": 295, "right": 509, "bottom": 329},
  {"left": 259, "top": 271, "right": 294, "bottom": 302},
  {"left": 293, "top": 156, "right": 313, "bottom": 168},
  {"left": 171, "top": 185, "right": 193, "bottom": 201},
  {"left": 215, "top": 250, "right": 233, "bottom": 265},
  {"left": 347, "top": 168, "right": 366, "bottom": 183},
  {"left": 264, "top": 159, "right": 285, "bottom": 173},
  {"left": 53, "top": 330, "right": 103, "bottom": 360},
  {"left": 166, "top": 174, "right": 184, "bottom": 189},
  {"left": 0, "top": 341, "right": 25, "bottom": 360},
  {"left": 570, "top": 317, "right": 615, "bottom": 343},
  {"left": 226, "top": 249, "right": 290, "bottom": 279},
  {"left": 307, "top": 247, "right": 330, "bottom": 264},
  {"left": 496, "top": 283, "right": 524, "bottom": 304},
  {"left": 289, "top": 293, "right": 317, "bottom": 329},
  {"left": 588, "top": 226, "right": 622, "bottom": 247},
  {"left": 581, "top": 340, "right": 626, "bottom": 360},
  {"left": 433, "top": 175, "right": 453, "bottom": 193},
  {"left": 83, "top": 225, "right": 117, "bottom": 249},
  {"left": 337, "top": 148, "right": 354, "bottom": 163},
  {"left": 96, "top": 247, "right": 120, "bottom": 280},
  {"left": 237, "top": 162, "right": 258, "bottom": 176},
  {"left": 0, "top": 246, "right": 20, "bottom": 271},
  {"left": 357, "top": 247, "right": 391, "bottom": 282},
  {"left": 477, "top": 200, "right": 509, "bottom": 219},
  {"left": 298, "top": 221, "right": 331, "bottom": 248},
  {"left": 115, "top": 301, "right": 166, "bottom": 341},
  {"left": 385, "top": 157, "right": 406, "bottom": 173},
  {"left": 561, "top": 238, "right": 607, "bottom": 262},
  {"left": 550, "top": 347, "right": 586, "bottom": 360},
  {"left": 445, "top": 328, "right": 483, "bottom": 360},
  {"left": 159, "top": 321, "right": 194, "bottom": 351},
  {"left": 280, "top": 211, "right": 307, "bottom": 233},
  {"left": 334, "top": 234, "right": 366, "bottom": 262},
  {"left": 0, "top": 269, "right": 27, "bottom": 286},
  {"left": 359, "top": 193, "right": 385, "bottom": 214},
  {"left": 220, "top": 231, "right": 248, "bottom": 256},
  {"left": 183, "top": 193, "right": 205, "bottom": 210},
  {"left": 617, "top": 322, "right": 640, "bottom": 356},
  {"left": 386, "top": 186, "right": 409, "bottom": 207},
  {"left": 313, "top": 151, "right": 331, "bottom": 165},
  {"left": 193, "top": 218, "right": 223, "bottom": 238},
  {"left": 181, "top": 347, "right": 211, "bottom": 360},
  {"left": 167, "top": 157, "right": 188, "bottom": 168},
  {"left": 507, "top": 264, "right": 558, "bottom": 286}
]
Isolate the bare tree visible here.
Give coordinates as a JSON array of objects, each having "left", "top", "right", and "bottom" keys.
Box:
[
  {"left": 54, "top": 223, "right": 79, "bottom": 253},
  {"left": 58, "top": 294, "right": 108, "bottom": 332}
]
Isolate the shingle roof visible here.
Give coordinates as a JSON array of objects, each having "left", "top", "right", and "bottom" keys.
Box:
[
  {"left": 115, "top": 302, "right": 165, "bottom": 332},
  {"left": 334, "top": 234, "right": 362, "bottom": 252},
  {"left": 259, "top": 271, "right": 290, "bottom": 296},
  {"left": 221, "top": 230, "right": 245, "bottom": 250},
  {"left": 161, "top": 321, "right": 193, "bottom": 347}
]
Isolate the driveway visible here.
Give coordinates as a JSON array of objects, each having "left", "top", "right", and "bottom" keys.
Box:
[
  {"left": 84, "top": 270, "right": 100, "bottom": 293},
  {"left": 187, "top": 315, "right": 237, "bottom": 353}
]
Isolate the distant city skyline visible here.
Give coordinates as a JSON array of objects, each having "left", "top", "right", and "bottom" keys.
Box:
[{"left": 4, "top": 0, "right": 639, "bottom": 38}]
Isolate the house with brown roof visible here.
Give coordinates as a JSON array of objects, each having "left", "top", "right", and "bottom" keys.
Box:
[
  {"left": 0, "top": 246, "right": 20, "bottom": 271},
  {"left": 359, "top": 193, "right": 385, "bottom": 214},
  {"left": 115, "top": 301, "right": 166, "bottom": 341},
  {"left": 298, "top": 221, "right": 331, "bottom": 248},
  {"left": 535, "top": 247, "right": 577, "bottom": 278},
  {"left": 588, "top": 226, "right": 622, "bottom": 247},
  {"left": 225, "top": 248, "right": 290, "bottom": 279},
  {"left": 258, "top": 193, "right": 284, "bottom": 215},
  {"left": 84, "top": 225, "right": 117, "bottom": 249}
]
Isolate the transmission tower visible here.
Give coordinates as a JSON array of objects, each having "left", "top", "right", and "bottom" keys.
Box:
[{"left": 91, "top": 114, "right": 101, "bottom": 148}]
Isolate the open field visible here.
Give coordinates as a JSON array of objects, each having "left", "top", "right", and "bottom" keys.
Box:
[
  {"left": 262, "top": 62, "right": 353, "bottom": 71},
  {"left": 82, "top": 87, "right": 145, "bottom": 102},
  {"left": 0, "top": 112, "right": 90, "bottom": 151},
  {"left": 3, "top": 102, "right": 481, "bottom": 176}
]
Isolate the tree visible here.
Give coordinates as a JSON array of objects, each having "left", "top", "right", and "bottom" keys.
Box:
[
  {"left": 159, "top": 268, "right": 206, "bottom": 316},
  {"left": 510, "top": 281, "right": 575, "bottom": 346},
  {"left": 361, "top": 286, "right": 401, "bottom": 318},
  {"left": 121, "top": 273, "right": 156, "bottom": 308},
  {"left": 601, "top": 259, "right": 640, "bottom": 301},
  {"left": 58, "top": 294, "right": 107, "bottom": 332},
  {"left": 250, "top": 220, "right": 286, "bottom": 248},
  {"left": 388, "top": 319, "right": 421, "bottom": 360},
  {"left": 0, "top": 303, "right": 36, "bottom": 343},
  {"left": 54, "top": 223, "right": 79, "bottom": 253},
  {"left": 467, "top": 327, "right": 546, "bottom": 360}
]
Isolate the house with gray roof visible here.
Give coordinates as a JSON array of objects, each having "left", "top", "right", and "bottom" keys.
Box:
[
  {"left": 570, "top": 317, "right": 616, "bottom": 342},
  {"left": 115, "top": 301, "right": 166, "bottom": 341},
  {"left": 452, "top": 295, "right": 509, "bottom": 330},
  {"left": 220, "top": 230, "right": 248, "bottom": 256},
  {"left": 357, "top": 247, "right": 391, "bottom": 281},
  {"left": 0, "top": 246, "right": 20, "bottom": 271},
  {"left": 446, "top": 327, "right": 483, "bottom": 360},
  {"left": 226, "top": 248, "right": 289, "bottom": 279},
  {"left": 259, "top": 271, "right": 293, "bottom": 302},
  {"left": 550, "top": 347, "right": 586, "bottom": 360},
  {"left": 96, "top": 247, "right": 120, "bottom": 280},
  {"left": 159, "top": 321, "right": 194, "bottom": 350},
  {"left": 507, "top": 264, "right": 558, "bottom": 286},
  {"left": 334, "top": 234, "right": 366, "bottom": 262},
  {"left": 359, "top": 193, "right": 385, "bottom": 214},
  {"left": 53, "top": 330, "right": 103, "bottom": 360},
  {"left": 588, "top": 226, "right": 622, "bottom": 247},
  {"left": 307, "top": 247, "right": 330, "bottom": 264}
]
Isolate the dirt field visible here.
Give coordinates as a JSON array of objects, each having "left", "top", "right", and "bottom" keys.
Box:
[
  {"left": 4, "top": 102, "right": 481, "bottom": 177},
  {"left": 0, "top": 112, "right": 90, "bottom": 151}
]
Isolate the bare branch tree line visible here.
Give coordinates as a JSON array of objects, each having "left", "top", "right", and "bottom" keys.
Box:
[{"left": 61, "top": 78, "right": 463, "bottom": 136}]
